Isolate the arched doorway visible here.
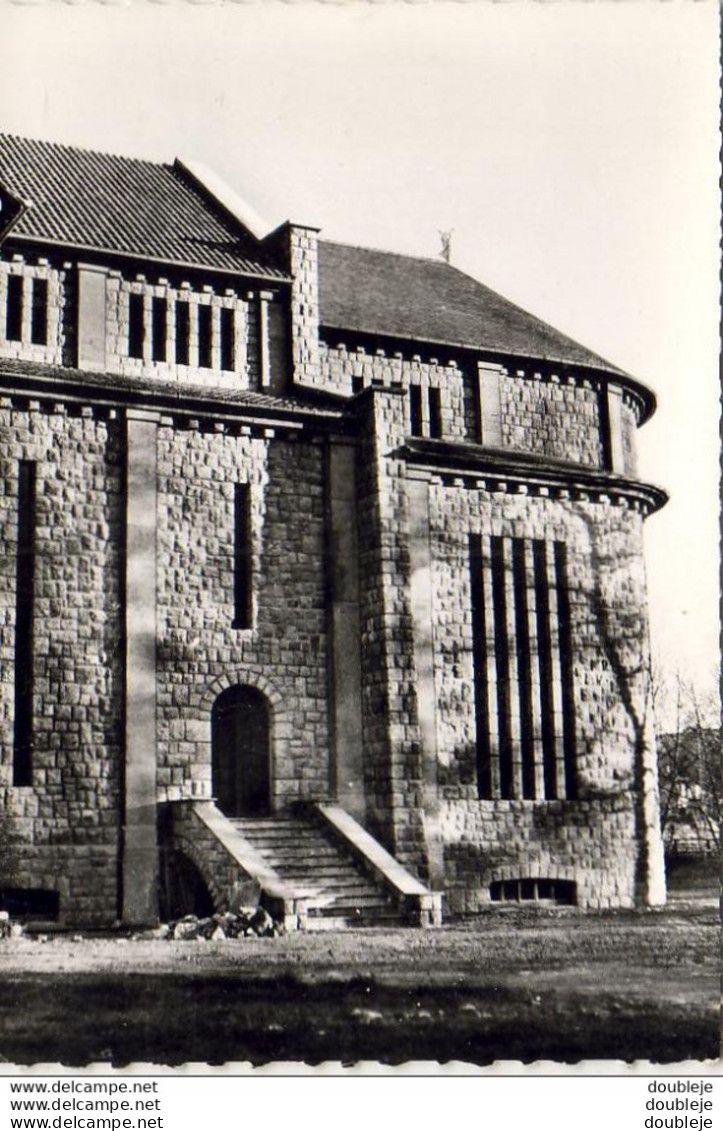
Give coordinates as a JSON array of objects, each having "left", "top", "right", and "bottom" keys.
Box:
[{"left": 211, "top": 685, "right": 271, "bottom": 817}]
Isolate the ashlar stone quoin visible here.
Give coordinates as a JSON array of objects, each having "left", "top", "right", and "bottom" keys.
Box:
[{"left": 0, "top": 134, "right": 667, "bottom": 928}]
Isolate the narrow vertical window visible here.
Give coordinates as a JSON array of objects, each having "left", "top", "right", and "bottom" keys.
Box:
[
  {"left": 233, "top": 484, "right": 252, "bottom": 629},
  {"left": 554, "top": 542, "right": 577, "bottom": 799},
  {"left": 30, "top": 279, "right": 48, "bottom": 346},
  {"left": 428, "top": 387, "right": 443, "bottom": 439},
  {"left": 490, "top": 536, "right": 514, "bottom": 799},
  {"left": 14, "top": 462, "right": 35, "bottom": 786},
  {"left": 198, "top": 304, "right": 213, "bottom": 369},
  {"left": 152, "top": 296, "right": 167, "bottom": 362},
  {"left": 469, "top": 536, "right": 492, "bottom": 799},
  {"left": 6, "top": 274, "right": 23, "bottom": 342},
  {"left": 533, "top": 539, "right": 558, "bottom": 800},
  {"left": 409, "top": 385, "right": 423, "bottom": 437},
  {"left": 220, "top": 307, "right": 235, "bottom": 371},
  {"left": 175, "top": 301, "right": 190, "bottom": 366},
  {"left": 512, "top": 540, "right": 536, "bottom": 799},
  {"left": 128, "top": 292, "right": 144, "bottom": 359},
  {"left": 470, "top": 535, "right": 577, "bottom": 802}
]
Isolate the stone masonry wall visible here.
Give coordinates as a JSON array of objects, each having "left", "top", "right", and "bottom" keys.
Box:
[
  {"left": 321, "top": 345, "right": 468, "bottom": 442},
  {"left": 288, "top": 227, "right": 321, "bottom": 387},
  {"left": 354, "top": 385, "right": 433, "bottom": 879},
  {"left": 318, "top": 344, "right": 636, "bottom": 474},
  {"left": 499, "top": 370, "right": 604, "bottom": 467},
  {"left": 428, "top": 481, "right": 661, "bottom": 912},
  {"left": 0, "top": 403, "right": 123, "bottom": 925},
  {"left": 156, "top": 425, "right": 331, "bottom": 809},
  {"left": 105, "top": 273, "right": 277, "bottom": 391},
  {"left": 0, "top": 256, "right": 67, "bottom": 367},
  {"left": 621, "top": 401, "right": 639, "bottom": 477}
]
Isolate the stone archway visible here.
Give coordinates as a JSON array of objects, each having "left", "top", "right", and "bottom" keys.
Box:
[
  {"left": 197, "top": 671, "right": 291, "bottom": 814},
  {"left": 211, "top": 685, "right": 271, "bottom": 818}
]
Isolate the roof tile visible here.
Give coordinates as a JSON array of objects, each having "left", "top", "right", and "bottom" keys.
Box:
[
  {"left": 318, "top": 240, "right": 626, "bottom": 376},
  {"left": 0, "top": 134, "right": 287, "bottom": 280}
]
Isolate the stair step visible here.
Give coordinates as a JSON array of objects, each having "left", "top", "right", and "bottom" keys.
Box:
[
  {"left": 229, "top": 822, "right": 326, "bottom": 836},
  {"left": 304, "top": 916, "right": 371, "bottom": 932},
  {"left": 277, "top": 875, "right": 381, "bottom": 894},
  {"left": 226, "top": 815, "right": 411, "bottom": 930},
  {"left": 274, "top": 862, "right": 369, "bottom": 877},
  {"left": 318, "top": 893, "right": 394, "bottom": 911},
  {"left": 230, "top": 820, "right": 314, "bottom": 833},
  {"left": 273, "top": 868, "right": 373, "bottom": 886},
  {"left": 254, "top": 846, "right": 343, "bottom": 861},
  {"left": 238, "top": 831, "right": 337, "bottom": 844}
]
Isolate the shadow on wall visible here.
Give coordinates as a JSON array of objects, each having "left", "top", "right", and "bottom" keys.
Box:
[
  {"left": 158, "top": 849, "right": 215, "bottom": 921},
  {"left": 581, "top": 509, "right": 662, "bottom": 904}
]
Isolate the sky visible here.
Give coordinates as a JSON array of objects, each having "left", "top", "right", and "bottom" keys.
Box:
[{"left": 2, "top": 1, "right": 719, "bottom": 717}]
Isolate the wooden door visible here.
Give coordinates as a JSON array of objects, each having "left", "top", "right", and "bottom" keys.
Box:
[{"left": 211, "top": 686, "right": 270, "bottom": 817}]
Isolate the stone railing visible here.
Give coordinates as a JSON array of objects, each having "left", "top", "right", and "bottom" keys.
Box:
[
  {"left": 162, "top": 800, "right": 310, "bottom": 931},
  {"left": 313, "top": 803, "right": 443, "bottom": 926}
]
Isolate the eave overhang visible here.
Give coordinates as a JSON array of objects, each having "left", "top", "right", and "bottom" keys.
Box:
[
  {"left": 4, "top": 233, "right": 292, "bottom": 288},
  {"left": 0, "top": 359, "right": 348, "bottom": 437},
  {"left": 398, "top": 437, "right": 668, "bottom": 516},
  {"left": 320, "top": 322, "right": 657, "bottom": 426}
]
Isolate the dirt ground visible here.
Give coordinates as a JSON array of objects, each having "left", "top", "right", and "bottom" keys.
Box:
[{"left": 0, "top": 902, "right": 719, "bottom": 1067}]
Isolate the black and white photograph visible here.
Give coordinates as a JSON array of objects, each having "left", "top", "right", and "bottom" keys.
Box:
[{"left": 0, "top": 0, "right": 718, "bottom": 1080}]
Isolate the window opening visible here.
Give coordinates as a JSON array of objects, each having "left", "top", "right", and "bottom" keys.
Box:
[
  {"left": 6, "top": 274, "right": 23, "bottom": 342},
  {"left": 409, "top": 385, "right": 424, "bottom": 437},
  {"left": 490, "top": 536, "right": 514, "bottom": 799},
  {"left": 30, "top": 278, "right": 48, "bottom": 346},
  {"left": 128, "top": 292, "right": 144, "bottom": 359},
  {"left": 14, "top": 461, "right": 35, "bottom": 786},
  {"left": 175, "top": 301, "right": 190, "bottom": 366},
  {"left": 220, "top": 307, "right": 235, "bottom": 371},
  {"left": 512, "top": 539, "right": 535, "bottom": 799},
  {"left": 470, "top": 535, "right": 577, "bottom": 801},
  {"left": 0, "top": 888, "right": 59, "bottom": 921},
  {"left": 428, "top": 387, "right": 443, "bottom": 439},
  {"left": 469, "top": 536, "right": 492, "bottom": 799},
  {"left": 233, "top": 484, "right": 252, "bottom": 629},
  {"left": 490, "top": 879, "right": 576, "bottom": 905},
  {"left": 152, "top": 296, "right": 167, "bottom": 362},
  {"left": 198, "top": 304, "right": 213, "bottom": 369},
  {"left": 554, "top": 541, "right": 577, "bottom": 799}
]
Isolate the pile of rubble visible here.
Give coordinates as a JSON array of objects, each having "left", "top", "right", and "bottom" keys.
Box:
[
  {"left": 0, "top": 907, "right": 283, "bottom": 943},
  {"left": 143, "top": 907, "right": 281, "bottom": 942}
]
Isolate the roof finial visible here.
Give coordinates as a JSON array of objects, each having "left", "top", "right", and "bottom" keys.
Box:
[{"left": 438, "top": 229, "right": 453, "bottom": 264}]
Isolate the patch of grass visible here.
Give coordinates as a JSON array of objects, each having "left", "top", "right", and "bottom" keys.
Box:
[{"left": 0, "top": 906, "right": 718, "bottom": 1066}]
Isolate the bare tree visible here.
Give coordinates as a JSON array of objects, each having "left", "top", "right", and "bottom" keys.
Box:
[{"left": 654, "top": 667, "right": 721, "bottom": 855}]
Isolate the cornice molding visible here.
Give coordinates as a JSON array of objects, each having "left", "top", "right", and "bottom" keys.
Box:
[
  {"left": 398, "top": 437, "right": 668, "bottom": 516},
  {"left": 0, "top": 363, "right": 347, "bottom": 438}
]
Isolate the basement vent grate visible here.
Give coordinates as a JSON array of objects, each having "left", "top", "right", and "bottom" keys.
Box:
[
  {"left": 489, "top": 879, "right": 576, "bottom": 905},
  {"left": 0, "top": 888, "right": 60, "bottom": 920}
]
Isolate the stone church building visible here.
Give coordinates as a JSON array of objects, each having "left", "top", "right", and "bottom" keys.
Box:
[{"left": 0, "top": 134, "right": 667, "bottom": 929}]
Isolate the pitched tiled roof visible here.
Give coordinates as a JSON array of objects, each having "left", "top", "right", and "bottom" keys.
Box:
[
  {"left": 318, "top": 240, "right": 627, "bottom": 377},
  {"left": 0, "top": 135, "right": 287, "bottom": 280},
  {"left": 0, "top": 357, "right": 345, "bottom": 421}
]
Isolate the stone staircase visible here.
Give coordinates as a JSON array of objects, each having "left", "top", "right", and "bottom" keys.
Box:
[{"left": 229, "top": 816, "right": 404, "bottom": 928}]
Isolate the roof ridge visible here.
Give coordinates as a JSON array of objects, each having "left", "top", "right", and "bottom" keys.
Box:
[
  {"left": 0, "top": 133, "right": 289, "bottom": 278},
  {"left": 439, "top": 258, "right": 626, "bottom": 367},
  {"left": 320, "top": 237, "right": 448, "bottom": 269},
  {"left": 0, "top": 131, "right": 173, "bottom": 171}
]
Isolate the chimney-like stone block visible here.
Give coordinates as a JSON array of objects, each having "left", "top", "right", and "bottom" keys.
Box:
[
  {"left": 76, "top": 263, "right": 108, "bottom": 371},
  {"left": 477, "top": 360, "right": 505, "bottom": 447}
]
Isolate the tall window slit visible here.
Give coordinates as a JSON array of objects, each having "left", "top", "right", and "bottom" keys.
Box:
[{"left": 470, "top": 534, "right": 576, "bottom": 801}]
